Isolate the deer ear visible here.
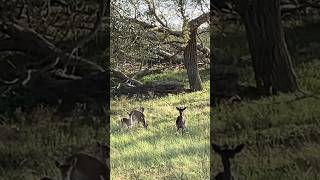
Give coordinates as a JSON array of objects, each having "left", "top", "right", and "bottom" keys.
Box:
[
  {"left": 182, "top": 107, "right": 186, "bottom": 110},
  {"left": 212, "top": 143, "right": 221, "bottom": 153},
  {"left": 176, "top": 107, "right": 179, "bottom": 111},
  {"left": 234, "top": 144, "right": 244, "bottom": 153}
]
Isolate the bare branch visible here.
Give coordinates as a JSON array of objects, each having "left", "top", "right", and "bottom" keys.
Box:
[
  {"left": 22, "top": 69, "right": 37, "bottom": 86},
  {"left": 189, "top": 12, "right": 210, "bottom": 30},
  {"left": 110, "top": 68, "right": 143, "bottom": 87},
  {"left": 127, "top": 17, "right": 182, "bottom": 37},
  {"left": 0, "top": 77, "right": 19, "bottom": 85},
  {"left": 69, "top": 0, "right": 107, "bottom": 55},
  {"left": 144, "top": 0, "right": 167, "bottom": 27},
  {"left": 52, "top": 69, "right": 83, "bottom": 80}
]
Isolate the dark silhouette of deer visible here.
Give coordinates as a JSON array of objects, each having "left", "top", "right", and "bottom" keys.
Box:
[
  {"left": 55, "top": 153, "right": 108, "bottom": 180},
  {"left": 176, "top": 107, "right": 186, "bottom": 134},
  {"left": 212, "top": 143, "right": 244, "bottom": 180}
]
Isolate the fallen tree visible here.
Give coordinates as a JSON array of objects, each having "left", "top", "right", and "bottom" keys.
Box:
[
  {"left": 0, "top": 0, "right": 109, "bottom": 117},
  {"left": 110, "top": 67, "right": 188, "bottom": 96},
  {"left": 116, "top": 81, "right": 188, "bottom": 97}
]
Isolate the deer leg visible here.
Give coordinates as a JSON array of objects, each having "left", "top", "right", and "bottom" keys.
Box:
[{"left": 175, "top": 127, "right": 180, "bottom": 135}]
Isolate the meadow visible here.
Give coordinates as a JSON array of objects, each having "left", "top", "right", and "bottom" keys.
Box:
[
  {"left": 0, "top": 108, "right": 107, "bottom": 180},
  {"left": 1, "top": 18, "right": 319, "bottom": 180},
  {"left": 110, "top": 68, "right": 210, "bottom": 179},
  {"left": 211, "top": 21, "right": 320, "bottom": 179}
]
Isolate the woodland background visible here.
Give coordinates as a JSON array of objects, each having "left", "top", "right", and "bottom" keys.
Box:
[{"left": 0, "top": 0, "right": 320, "bottom": 179}]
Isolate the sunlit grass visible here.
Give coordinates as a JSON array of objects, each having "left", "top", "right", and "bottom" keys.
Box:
[{"left": 111, "top": 71, "right": 210, "bottom": 179}]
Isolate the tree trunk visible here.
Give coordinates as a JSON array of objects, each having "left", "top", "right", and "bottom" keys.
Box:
[
  {"left": 183, "top": 30, "right": 203, "bottom": 91},
  {"left": 237, "top": 0, "right": 298, "bottom": 95}
]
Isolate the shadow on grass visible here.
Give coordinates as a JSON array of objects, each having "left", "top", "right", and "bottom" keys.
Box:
[
  {"left": 112, "top": 119, "right": 209, "bottom": 152},
  {"left": 113, "top": 142, "right": 208, "bottom": 167},
  {"left": 111, "top": 67, "right": 210, "bottom": 100}
]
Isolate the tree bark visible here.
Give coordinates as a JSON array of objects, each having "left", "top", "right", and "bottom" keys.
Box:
[
  {"left": 237, "top": 0, "right": 298, "bottom": 95},
  {"left": 183, "top": 30, "right": 203, "bottom": 91}
]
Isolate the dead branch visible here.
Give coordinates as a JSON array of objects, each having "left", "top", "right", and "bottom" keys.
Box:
[
  {"left": 68, "top": 0, "right": 107, "bottom": 55},
  {"left": 110, "top": 68, "right": 143, "bottom": 86},
  {"left": 116, "top": 81, "right": 188, "bottom": 96}
]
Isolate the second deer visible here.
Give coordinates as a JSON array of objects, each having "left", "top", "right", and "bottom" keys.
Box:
[
  {"left": 121, "top": 117, "right": 132, "bottom": 128},
  {"left": 212, "top": 143, "right": 244, "bottom": 180},
  {"left": 129, "top": 107, "right": 148, "bottom": 129},
  {"left": 56, "top": 142, "right": 110, "bottom": 180},
  {"left": 176, "top": 107, "right": 186, "bottom": 135}
]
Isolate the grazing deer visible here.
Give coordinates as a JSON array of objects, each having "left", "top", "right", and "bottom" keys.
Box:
[
  {"left": 55, "top": 153, "right": 108, "bottom": 180},
  {"left": 176, "top": 107, "right": 186, "bottom": 135},
  {"left": 212, "top": 143, "right": 244, "bottom": 180},
  {"left": 129, "top": 107, "right": 148, "bottom": 129}
]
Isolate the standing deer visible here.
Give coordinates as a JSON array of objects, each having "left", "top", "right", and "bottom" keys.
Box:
[
  {"left": 212, "top": 143, "right": 244, "bottom": 180},
  {"left": 176, "top": 107, "right": 186, "bottom": 135},
  {"left": 129, "top": 107, "right": 148, "bottom": 129},
  {"left": 55, "top": 153, "right": 108, "bottom": 180}
]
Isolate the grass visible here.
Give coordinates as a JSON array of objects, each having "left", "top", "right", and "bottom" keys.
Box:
[
  {"left": 0, "top": 108, "right": 107, "bottom": 180},
  {"left": 211, "top": 21, "right": 320, "bottom": 179},
  {"left": 1, "top": 19, "right": 320, "bottom": 180},
  {"left": 110, "top": 68, "right": 210, "bottom": 179},
  {"left": 212, "top": 94, "right": 320, "bottom": 179}
]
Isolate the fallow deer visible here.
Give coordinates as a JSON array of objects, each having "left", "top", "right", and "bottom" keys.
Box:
[
  {"left": 129, "top": 107, "right": 148, "bottom": 129},
  {"left": 176, "top": 107, "right": 186, "bottom": 135},
  {"left": 55, "top": 153, "right": 108, "bottom": 180},
  {"left": 212, "top": 143, "right": 244, "bottom": 180}
]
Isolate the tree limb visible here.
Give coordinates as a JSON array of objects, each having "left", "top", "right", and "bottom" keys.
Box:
[
  {"left": 189, "top": 12, "right": 210, "bottom": 30},
  {"left": 68, "top": 0, "right": 107, "bottom": 55},
  {"left": 127, "top": 17, "right": 182, "bottom": 37},
  {"left": 110, "top": 68, "right": 143, "bottom": 86}
]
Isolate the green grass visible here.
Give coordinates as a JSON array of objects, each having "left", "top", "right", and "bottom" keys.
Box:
[
  {"left": 110, "top": 69, "right": 210, "bottom": 179},
  {"left": 1, "top": 19, "right": 320, "bottom": 180},
  {"left": 0, "top": 108, "right": 107, "bottom": 180},
  {"left": 139, "top": 67, "right": 210, "bottom": 87},
  {"left": 212, "top": 94, "right": 320, "bottom": 179},
  {"left": 211, "top": 21, "right": 320, "bottom": 179}
]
